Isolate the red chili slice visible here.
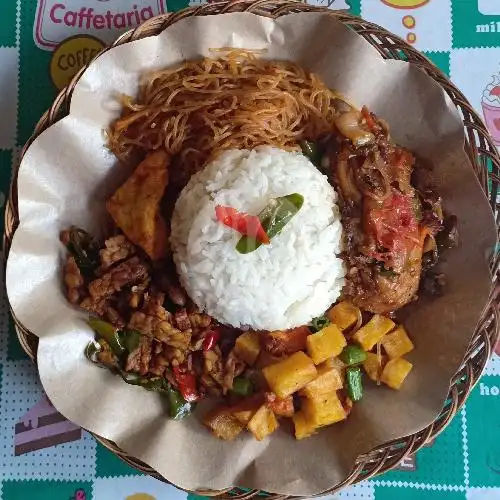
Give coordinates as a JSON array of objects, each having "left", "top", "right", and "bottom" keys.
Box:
[
  {"left": 173, "top": 365, "right": 199, "bottom": 403},
  {"left": 215, "top": 205, "right": 270, "bottom": 244}
]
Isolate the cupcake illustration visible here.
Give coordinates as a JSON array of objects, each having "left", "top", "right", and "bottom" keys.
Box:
[{"left": 482, "top": 72, "right": 500, "bottom": 145}]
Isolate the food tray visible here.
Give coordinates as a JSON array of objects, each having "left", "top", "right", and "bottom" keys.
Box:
[{"left": 4, "top": 1, "right": 500, "bottom": 498}]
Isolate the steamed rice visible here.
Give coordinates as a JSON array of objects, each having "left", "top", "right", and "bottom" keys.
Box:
[{"left": 170, "top": 146, "right": 345, "bottom": 331}]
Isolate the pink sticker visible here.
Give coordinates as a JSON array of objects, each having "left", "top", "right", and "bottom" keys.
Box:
[{"left": 34, "top": 0, "right": 166, "bottom": 51}]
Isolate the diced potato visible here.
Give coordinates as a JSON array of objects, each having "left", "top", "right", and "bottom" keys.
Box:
[
  {"left": 203, "top": 407, "right": 245, "bottom": 440},
  {"left": 262, "top": 326, "right": 310, "bottom": 356},
  {"left": 247, "top": 404, "right": 279, "bottom": 440},
  {"left": 327, "top": 302, "right": 360, "bottom": 330},
  {"left": 265, "top": 392, "right": 294, "bottom": 417},
  {"left": 306, "top": 324, "right": 347, "bottom": 365},
  {"left": 230, "top": 395, "right": 264, "bottom": 425},
  {"left": 302, "top": 391, "right": 347, "bottom": 427},
  {"left": 234, "top": 331, "right": 261, "bottom": 366},
  {"left": 352, "top": 314, "right": 395, "bottom": 351},
  {"left": 293, "top": 411, "right": 317, "bottom": 440},
  {"left": 381, "top": 326, "right": 414, "bottom": 359},
  {"left": 381, "top": 357, "right": 413, "bottom": 390},
  {"left": 262, "top": 351, "right": 317, "bottom": 398},
  {"left": 299, "top": 364, "right": 343, "bottom": 399},
  {"left": 321, "top": 356, "right": 346, "bottom": 372},
  {"left": 363, "top": 351, "right": 385, "bottom": 382}
]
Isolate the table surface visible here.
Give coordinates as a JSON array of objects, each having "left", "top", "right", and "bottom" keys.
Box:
[{"left": 0, "top": 0, "right": 499, "bottom": 499}]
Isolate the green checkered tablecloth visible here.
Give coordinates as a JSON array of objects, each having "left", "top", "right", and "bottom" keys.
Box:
[{"left": 0, "top": 0, "right": 499, "bottom": 499}]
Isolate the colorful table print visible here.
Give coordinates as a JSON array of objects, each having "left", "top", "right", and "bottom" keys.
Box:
[{"left": 0, "top": 0, "right": 499, "bottom": 499}]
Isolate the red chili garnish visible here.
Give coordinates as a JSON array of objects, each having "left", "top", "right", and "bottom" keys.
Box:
[
  {"left": 202, "top": 328, "right": 221, "bottom": 352},
  {"left": 173, "top": 366, "right": 199, "bottom": 403},
  {"left": 215, "top": 205, "right": 270, "bottom": 244},
  {"left": 366, "top": 193, "right": 419, "bottom": 255}
]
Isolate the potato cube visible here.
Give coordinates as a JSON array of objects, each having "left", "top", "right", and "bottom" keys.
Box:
[
  {"left": 306, "top": 324, "right": 347, "bottom": 364},
  {"left": 321, "top": 356, "right": 346, "bottom": 372},
  {"left": 381, "top": 326, "right": 414, "bottom": 359},
  {"left": 299, "top": 365, "right": 343, "bottom": 399},
  {"left": 381, "top": 358, "right": 413, "bottom": 389},
  {"left": 302, "top": 391, "right": 347, "bottom": 427},
  {"left": 265, "top": 392, "right": 294, "bottom": 417},
  {"left": 352, "top": 314, "right": 395, "bottom": 351},
  {"left": 262, "top": 351, "right": 317, "bottom": 398},
  {"left": 234, "top": 331, "right": 261, "bottom": 366},
  {"left": 363, "top": 351, "right": 385, "bottom": 382},
  {"left": 293, "top": 411, "right": 317, "bottom": 440},
  {"left": 230, "top": 395, "right": 264, "bottom": 425},
  {"left": 327, "top": 302, "right": 360, "bottom": 330},
  {"left": 247, "top": 405, "right": 279, "bottom": 440},
  {"left": 203, "top": 407, "right": 245, "bottom": 440}
]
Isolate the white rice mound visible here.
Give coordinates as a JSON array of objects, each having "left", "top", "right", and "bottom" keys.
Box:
[{"left": 170, "top": 146, "right": 345, "bottom": 331}]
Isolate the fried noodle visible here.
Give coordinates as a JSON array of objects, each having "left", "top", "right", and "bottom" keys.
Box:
[{"left": 108, "top": 49, "right": 344, "bottom": 177}]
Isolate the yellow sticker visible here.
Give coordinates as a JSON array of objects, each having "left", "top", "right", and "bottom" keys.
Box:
[
  {"left": 50, "top": 35, "right": 105, "bottom": 90},
  {"left": 125, "top": 495, "right": 157, "bottom": 500},
  {"left": 381, "top": 0, "right": 429, "bottom": 7}
]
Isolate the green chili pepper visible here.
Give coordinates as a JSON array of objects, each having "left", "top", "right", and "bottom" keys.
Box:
[
  {"left": 300, "top": 140, "right": 322, "bottom": 167},
  {"left": 339, "top": 345, "right": 367, "bottom": 366},
  {"left": 346, "top": 366, "right": 363, "bottom": 402},
  {"left": 236, "top": 193, "right": 304, "bottom": 254},
  {"left": 310, "top": 316, "right": 330, "bottom": 333},
  {"left": 117, "top": 329, "right": 141, "bottom": 353},
  {"left": 88, "top": 318, "right": 125, "bottom": 356},
  {"left": 84, "top": 340, "right": 102, "bottom": 363},
  {"left": 66, "top": 227, "right": 99, "bottom": 278},
  {"left": 166, "top": 385, "right": 194, "bottom": 420},
  {"left": 120, "top": 372, "right": 169, "bottom": 392},
  {"left": 231, "top": 377, "right": 254, "bottom": 397},
  {"left": 88, "top": 318, "right": 141, "bottom": 357}
]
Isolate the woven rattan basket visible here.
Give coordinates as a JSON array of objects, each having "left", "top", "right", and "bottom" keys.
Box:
[{"left": 4, "top": 1, "right": 500, "bottom": 498}]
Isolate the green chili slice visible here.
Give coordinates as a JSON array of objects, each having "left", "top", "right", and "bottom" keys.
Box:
[
  {"left": 236, "top": 193, "right": 304, "bottom": 254},
  {"left": 339, "top": 345, "right": 367, "bottom": 366},
  {"left": 310, "top": 316, "right": 330, "bottom": 333},
  {"left": 346, "top": 366, "right": 363, "bottom": 402}
]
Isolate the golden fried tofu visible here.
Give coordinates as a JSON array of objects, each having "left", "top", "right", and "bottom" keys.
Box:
[{"left": 106, "top": 150, "right": 169, "bottom": 260}]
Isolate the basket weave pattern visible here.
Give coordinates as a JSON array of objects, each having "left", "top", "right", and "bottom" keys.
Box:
[{"left": 4, "top": 1, "right": 500, "bottom": 498}]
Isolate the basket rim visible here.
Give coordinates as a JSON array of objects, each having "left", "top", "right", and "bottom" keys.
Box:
[{"left": 4, "top": 2, "right": 500, "bottom": 498}]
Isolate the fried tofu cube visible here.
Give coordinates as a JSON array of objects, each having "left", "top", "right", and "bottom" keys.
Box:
[
  {"left": 264, "top": 392, "right": 294, "bottom": 417},
  {"left": 352, "top": 314, "right": 395, "bottom": 351},
  {"left": 327, "top": 302, "right": 360, "bottom": 330},
  {"left": 261, "top": 326, "right": 310, "bottom": 356},
  {"left": 299, "top": 364, "right": 344, "bottom": 399},
  {"left": 363, "top": 351, "right": 385, "bottom": 382},
  {"left": 247, "top": 405, "right": 279, "bottom": 440},
  {"left": 381, "top": 326, "right": 414, "bottom": 359},
  {"left": 381, "top": 358, "right": 413, "bottom": 390},
  {"left": 306, "top": 324, "right": 346, "bottom": 365},
  {"left": 293, "top": 411, "right": 317, "bottom": 440},
  {"left": 262, "top": 351, "right": 317, "bottom": 398},
  {"left": 106, "top": 150, "right": 169, "bottom": 260},
  {"left": 203, "top": 407, "right": 245, "bottom": 440},
  {"left": 233, "top": 331, "right": 261, "bottom": 366},
  {"left": 302, "top": 391, "right": 347, "bottom": 427}
]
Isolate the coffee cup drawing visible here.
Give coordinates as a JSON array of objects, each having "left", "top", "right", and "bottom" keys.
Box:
[{"left": 482, "top": 72, "right": 500, "bottom": 145}]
